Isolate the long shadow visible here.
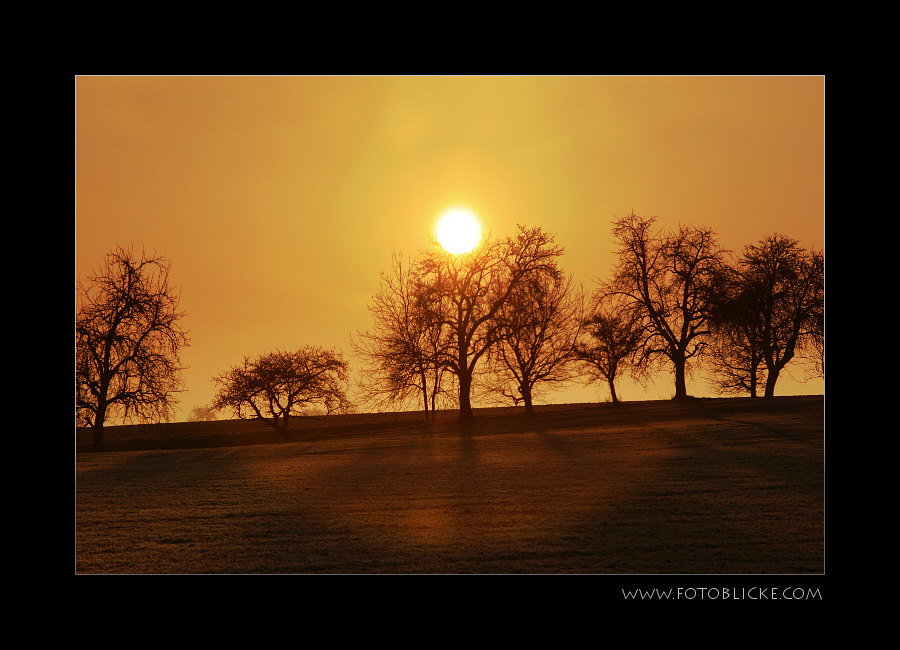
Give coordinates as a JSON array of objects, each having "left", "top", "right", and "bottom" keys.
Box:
[
  {"left": 561, "top": 396, "right": 824, "bottom": 573},
  {"left": 76, "top": 397, "right": 824, "bottom": 573}
]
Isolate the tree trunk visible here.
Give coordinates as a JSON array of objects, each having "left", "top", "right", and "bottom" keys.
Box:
[
  {"left": 522, "top": 384, "right": 534, "bottom": 415},
  {"left": 92, "top": 422, "right": 105, "bottom": 452},
  {"left": 764, "top": 367, "right": 780, "bottom": 398},
  {"left": 92, "top": 401, "right": 106, "bottom": 452},
  {"left": 608, "top": 378, "right": 619, "bottom": 404},
  {"left": 765, "top": 348, "right": 793, "bottom": 397},
  {"left": 459, "top": 371, "right": 474, "bottom": 420},
  {"left": 673, "top": 356, "right": 688, "bottom": 400}
]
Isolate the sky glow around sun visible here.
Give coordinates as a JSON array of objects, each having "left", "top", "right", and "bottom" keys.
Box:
[{"left": 76, "top": 76, "right": 824, "bottom": 419}]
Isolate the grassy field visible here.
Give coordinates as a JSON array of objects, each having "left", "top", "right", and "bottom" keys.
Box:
[{"left": 75, "top": 396, "right": 824, "bottom": 574}]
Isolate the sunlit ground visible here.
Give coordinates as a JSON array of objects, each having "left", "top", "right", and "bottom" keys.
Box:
[{"left": 75, "top": 397, "right": 823, "bottom": 574}]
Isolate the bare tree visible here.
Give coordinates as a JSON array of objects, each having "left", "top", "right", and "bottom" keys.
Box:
[
  {"left": 575, "top": 294, "right": 646, "bottom": 404},
  {"left": 76, "top": 246, "right": 190, "bottom": 452},
  {"left": 603, "top": 212, "right": 726, "bottom": 400},
  {"left": 353, "top": 253, "right": 454, "bottom": 420},
  {"left": 730, "top": 234, "right": 823, "bottom": 397},
  {"left": 489, "top": 269, "right": 585, "bottom": 413},
  {"left": 188, "top": 405, "right": 219, "bottom": 422},
  {"left": 211, "top": 347, "right": 352, "bottom": 432},
  {"left": 415, "top": 225, "right": 564, "bottom": 420},
  {"left": 706, "top": 263, "right": 767, "bottom": 397}
]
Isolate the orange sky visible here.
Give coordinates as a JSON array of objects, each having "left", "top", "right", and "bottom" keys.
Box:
[{"left": 75, "top": 76, "right": 825, "bottom": 421}]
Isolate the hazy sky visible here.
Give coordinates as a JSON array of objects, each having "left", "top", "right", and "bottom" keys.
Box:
[{"left": 75, "top": 76, "right": 825, "bottom": 421}]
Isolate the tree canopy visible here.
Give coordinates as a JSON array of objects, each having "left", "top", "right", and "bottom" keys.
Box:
[
  {"left": 353, "top": 253, "right": 454, "bottom": 420},
  {"left": 603, "top": 212, "right": 726, "bottom": 399},
  {"left": 211, "top": 347, "right": 352, "bottom": 431},
  {"left": 414, "top": 225, "right": 565, "bottom": 419},
  {"left": 489, "top": 268, "right": 584, "bottom": 413},
  {"left": 76, "top": 245, "right": 189, "bottom": 451},
  {"left": 575, "top": 294, "right": 646, "bottom": 404},
  {"left": 708, "top": 234, "right": 823, "bottom": 397}
]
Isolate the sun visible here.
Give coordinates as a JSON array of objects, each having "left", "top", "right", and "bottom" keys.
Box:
[{"left": 436, "top": 207, "right": 482, "bottom": 254}]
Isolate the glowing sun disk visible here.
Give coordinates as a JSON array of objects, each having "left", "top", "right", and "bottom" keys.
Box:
[{"left": 436, "top": 208, "right": 481, "bottom": 254}]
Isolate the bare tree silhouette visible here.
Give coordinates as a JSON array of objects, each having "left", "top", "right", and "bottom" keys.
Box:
[
  {"left": 706, "top": 263, "right": 767, "bottom": 396},
  {"left": 711, "top": 234, "right": 823, "bottom": 397},
  {"left": 488, "top": 268, "right": 585, "bottom": 413},
  {"left": 575, "top": 294, "right": 646, "bottom": 404},
  {"left": 415, "top": 225, "right": 564, "bottom": 420},
  {"left": 211, "top": 347, "right": 352, "bottom": 432},
  {"left": 76, "top": 246, "right": 190, "bottom": 452},
  {"left": 354, "top": 253, "right": 455, "bottom": 420},
  {"left": 603, "top": 212, "right": 726, "bottom": 400}
]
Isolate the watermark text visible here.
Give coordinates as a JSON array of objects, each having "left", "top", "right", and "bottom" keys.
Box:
[{"left": 622, "top": 586, "right": 822, "bottom": 601}]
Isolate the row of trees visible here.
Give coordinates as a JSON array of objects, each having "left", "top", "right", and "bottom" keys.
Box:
[
  {"left": 76, "top": 247, "right": 351, "bottom": 450},
  {"left": 354, "top": 212, "right": 823, "bottom": 417},
  {"left": 353, "top": 226, "right": 577, "bottom": 419},
  {"left": 76, "top": 214, "right": 823, "bottom": 450}
]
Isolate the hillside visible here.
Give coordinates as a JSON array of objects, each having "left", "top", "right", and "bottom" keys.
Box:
[
  {"left": 76, "top": 395, "right": 823, "bottom": 574},
  {"left": 77, "top": 401, "right": 617, "bottom": 452}
]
